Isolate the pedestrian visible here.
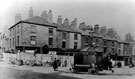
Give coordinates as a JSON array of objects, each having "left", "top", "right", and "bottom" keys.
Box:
[{"left": 53, "top": 58, "right": 58, "bottom": 71}]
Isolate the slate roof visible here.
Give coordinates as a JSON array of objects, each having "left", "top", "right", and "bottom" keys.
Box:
[
  {"left": 9, "top": 16, "right": 80, "bottom": 33},
  {"left": 78, "top": 29, "right": 103, "bottom": 38},
  {"left": 24, "top": 16, "right": 81, "bottom": 33},
  {"left": 77, "top": 29, "right": 90, "bottom": 35},
  {"left": 57, "top": 25, "right": 80, "bottom": 33},
  {"left": 23, "top": 16, "right": 57, "bottom": 27}
]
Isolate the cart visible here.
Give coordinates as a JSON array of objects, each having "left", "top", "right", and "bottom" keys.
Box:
[{"left": 73, "top": 51, "right": 114, "bottom": 74}]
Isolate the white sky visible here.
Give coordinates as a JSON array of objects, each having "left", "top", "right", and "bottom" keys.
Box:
[{"left": 0, "top": 0, "right": 135, "bottom": 40}]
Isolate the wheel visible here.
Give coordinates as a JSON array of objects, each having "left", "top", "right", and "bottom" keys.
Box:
[
  {"left": 91, "top": 70, "right": 95, "bottom": 74},
  {"left": 73, "top": 69, "right": 78, "bottom": 73}
]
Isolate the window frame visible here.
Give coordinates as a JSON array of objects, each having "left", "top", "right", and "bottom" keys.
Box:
[
  {"left": 48, "top": 37, "right": 53, "bottom": 46},
  {"left": 30, "top": 36, "right": 36, "bottom": 45},
  {"left": 85, "top": 36, "right": 89, "bottom": 43},
  {"left": 62, "top": 41, "right": 66, "bottom": 48},
  {"left": 74, "top": 34, "right": 78, "bottom": 40},
  {"left": 48, "top": 28, "right": 53, "bottom": 35},
  {"left": 17, "top": 25, "right": 19, "bottom": 33},
  {"left": 17, "top": 36, "right": 19, "bottom": 45},
  {"left": 30, "top": 25, "right": 36, "bottom": 34},
  {"left": 74, "top": 42, "right": 78, "bottom": 49},
  {"left": 62, "top": 32, "right": 66, "bottom": 39}
]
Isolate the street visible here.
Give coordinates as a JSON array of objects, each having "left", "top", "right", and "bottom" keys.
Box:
[{"left": 1, "top": 61, "right": 135, "bottom": 79}]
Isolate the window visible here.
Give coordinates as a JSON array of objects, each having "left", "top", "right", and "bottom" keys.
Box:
[
  {"left": 17, "top": 36, "right": 19, "bottom": 45},
  {"left": 62, "top": 41, "right": 66, "bottom": 48},
  {"left": 49, "top": 37, "right": 53, "bottom": 46},
  {"left": 74, "top": 34, "right": 78, "bottom": 40},
  {"left": 48, "top": 28, "right": 53, "bottom": 35},
  {"left": 31, "top": 36, "right": 36, "bottom": 41},
  {"left": 13, "top": 37, "right": 14, "bottom": 47},
  {"left": 62, "top": 32, "right": 66, "bottom": 39},
  {"left": 119, "top": 50, "right": 121, "bottom": 55},
  {"left": 13, "top": 28, "right": 14, "bottom": 35},
  {"left": 74, "top": 42, "right": 78, "bottom": 49},
  {"left": 31, "top": 25, "right": 36, "bottom": 33},
  {"left": 119, "top": 43, "right": 121, "bottom": 48},
  {"left": 30, "top": 36, "right": 36, "bottom": 45},
  {"left": 104, "top": 41, "right": 107, "bottom": 46},
  {"left": 112, "top": 42, "right": 114, "bottom": 47},
  {"left": 85, "top": 37, "right": 89, "bottom": 43},
  {"left": 96, "top": 38, "right": 99, "bottom": 43},
  {"left": 112, "top": 48, "right": 114, "bottom": 54},
  {"left": 10, "top": 39, "right": 11, "bottom": 48},
  {"left": 17, "top": 25, "right": 19, "bottom": 33},
  {"left": 10, "top": 30, "right": 11, "bottom": 36}
]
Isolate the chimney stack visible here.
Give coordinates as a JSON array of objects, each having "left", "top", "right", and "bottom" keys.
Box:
[
  {"left": 94, "top": 24, "right": 99, "bottom": 35},
  {"left": 63, "top": 18, "right": 69, "bottom": 26},
  {"left": 41, "top": 11, "right": 48, "bottom": 20},
  {"left": 79, "top": 22, "right": 86, "bottom": 30},
  {"left": 70, "top": 18, "right": 77, "bottom": 30},
  {"left": 15, "top": 13, "right": 21, "bottom": 23},
  {"left": 57, "top": 15, "right": 62, "bottom": 25},
  {"left": 47, "top": 10, "right": 53, "bottom": 24},
  {"left": 29, "top": 7, "right": 33, "bottom": 19}
]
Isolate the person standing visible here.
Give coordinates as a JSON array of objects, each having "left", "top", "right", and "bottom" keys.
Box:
[{"left": 53, "top": 58, "right": 58, "bottom": 71}]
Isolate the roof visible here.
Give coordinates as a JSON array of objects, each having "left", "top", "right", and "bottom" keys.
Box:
[
  {"left": 9, "top": 16, "right": 80, "bottom": 33},
  {"left": 23, "top": 16, "right": 57, "bottom": 27},
  {"left": 9, "top": 16, "right": 57, "bottom": 29},
  {"left": 24, "top": 16, "right": 48, "bottom": 24},
  {"left": 102, "top": 36, "right": 117, "bottom": 41},
  {"left": 77, "top": 29, "right": 89, "bottom": 35},
  {"left": 54, "top": 23, "right": 81, "bottom": 33},
  {"left": 25, "top": 16, "right": 80, "bottom": 33},
  {"left": 78, "top": 29, "right": 103, "bottom": 38}
]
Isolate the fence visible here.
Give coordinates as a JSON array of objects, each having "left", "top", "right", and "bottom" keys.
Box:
[{"left": 3, "top": 52, "right": 74, "bottom": 67}]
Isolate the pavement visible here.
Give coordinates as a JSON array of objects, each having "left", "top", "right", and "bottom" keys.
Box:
[{"left": 1, "top": 61, "right": 135, "bottom": 79}]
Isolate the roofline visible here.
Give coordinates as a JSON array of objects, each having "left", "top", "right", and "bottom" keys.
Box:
[
  {"left": 8, "top": 21, "right": 22, "bottom": 30},
  {"left": 22, "top": 21, "right": 57, "bottom": 28},
  {"left": 8, "top": 21, "right": 57, "bottom": 30},
  {"left": 103, "top": 38, "right": 118, "bottom": 42},
  {"left": 57, "top": 29, "right": 81, "bottom": 34},
  {"left": 117, "top": 41, "right": 125, "bottom": 43}
]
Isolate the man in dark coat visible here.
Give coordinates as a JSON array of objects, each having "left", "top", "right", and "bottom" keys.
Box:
[{"left": 53, "top": 58, "right": 58, "bottom": 71}]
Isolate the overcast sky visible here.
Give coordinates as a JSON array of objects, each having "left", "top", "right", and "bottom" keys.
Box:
[{"left": 0, "top": 0, "right": 135, "bottom": 40}]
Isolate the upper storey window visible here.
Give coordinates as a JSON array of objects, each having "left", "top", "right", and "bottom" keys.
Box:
[
  {"left": 62, "top": 32, "right": 66, "bottom": 39},
  {"left": 48, "top": 28, "right": 53, "bottom": 35},
  {"left": 31, "top": 25, "right": 36, "bottom": 33}
]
